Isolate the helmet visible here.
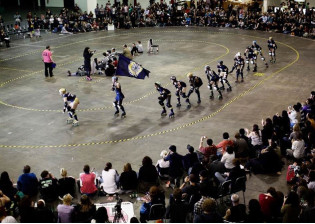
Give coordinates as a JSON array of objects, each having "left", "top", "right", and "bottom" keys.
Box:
[
  {"left": 269, "top": 37, "right": 273, "bottom": 40},
  {"left": 218, "top": 61, "right": 223, "bottom": 65},
  {"left": 155, "top": 81, "right": 161, "bottom": 87},
  {"left": 112, "top": 76, "right": 118, "bottom": 82},
  {"left": 205, "top": 65, "right": 210, "bottom": 70},
  {"left": 59, "top": 88, "right": 66, "bottom": 95},
  {"left": 236, "top": 52, "right": 241, "bottom": 57},
  {"left": 187, "top": 72, "right": 193, "bottom": 78},
  {"left": 170, "top": 76, "right": 177, "bottom": 81},
  {"left": 253, "top": 40, "right": 257, "bottom": 45}
]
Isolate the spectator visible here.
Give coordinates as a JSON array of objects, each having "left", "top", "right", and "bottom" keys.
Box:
[
  {"left": 58, "top": 168, "right": 76, "bottom": 197},
  {"left": 74, "top": 194, "right": 96, "bottom": 222},
  {"left": 165, "top": 188, "right": 189, "bottom": 223},
  {"left": 182, "top": 144, "right": 199, "bottom": 174},
  {"left": 261, "top": 118, "right": 274, "bottom": 146},
  {"left": 199, "top": 170, "right": 217, "bottom": 198},
  {"left": 193, "top": 198, "right": 223, "bottom": 223},
  {"left": 199, "top": 136, "right": 217, "bottom": 159},
  {"left": 286, "top": 132, "right": 305, "bottom": 160},
  {"left": 216, "top": 132, "right": 234, "bottom": 155},
  {"left": 156, "top": 150, "right": 170, "bottom": 179},
  {"left": 281, "top": 191, "right": 301, "bottom": 223},
  {"left": 119, "top": 163, "right": 138, "bottom": 193},
  {"left": 100, "top": 162, "right": 119, "bottom": 195},
  {"left": 245, "top": 199, "right": 264, "bottom": 223},
  {"left": 0, "top": 190, "right": 10, "bottom": 210},
  {"left": 246, "top": 124, "right": 263, "bottom": 151},
  {"left": 136, "top": 41, "right": 143, "bottom": 53},
  {"left": 180, "top": 174, "right": 200, "bottom": 202},
  {"left": 288, "top": 104, "right": 301, "bottom": 128},
  {"left": 194, "top": 183, "right": 212, "bottom": 217},
  {"left": 215, "top": 159, "right": 246, "bottom": 186},
  {"left": 221, "top": 146, "right": 235, "bottom": 170},
  {"left": 17, "top": 165, "right": 38, "bottom": 196},
  {"left": 259, "top": 187, "right": 277, "bottom": 221},
  {"left": 19, "top": 196, "right": 36, "bottom": 223},
  {"left": 122, "top": 44, "right": 132, "bottom": 59},
  {"left": 57, "top": 194, "right": 75, "bottom": 223},
  {"left": 39, "top": 170, "right": 58, "bottom": 202},
  {"left": 34, "top": 199, "right": 55, "bottom": 223},
  {"left": 91, "top": 206, "right": 109, "bottom": 223},
  {"left": 223, "top": 194, "right": 246, "bottom": 222},
  {"left": 83, "top": 47, "right": 94, "bottom": 81},
  {"left": 138, "top": 156, "right": 158, "bottom": 193},
  {"left": 307, "top": 170, "right": 315, "bottom": 191},
  {"left": 0, "top": 208, "right": 17, "bottom": 223},
  {"left": 79, "top": 164, "right": 98, "bottom": 196},
  {"left": 0, "top": 172, "right": 17, "bottom": 200},
  {"left": 164, "top": 145, "right": 184, "bottom": 188},
  {"left": 234, "top": 132, "right": 249, "bottom": 158}
]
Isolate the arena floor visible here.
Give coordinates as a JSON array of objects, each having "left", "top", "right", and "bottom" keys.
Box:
[{"left": 0, "top": 27, "right": 315, "bottom": 214}]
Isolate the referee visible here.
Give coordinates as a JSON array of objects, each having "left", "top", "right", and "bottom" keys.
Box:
[{"left": 42, "top": 45, "right": 54, "bottom": 77}]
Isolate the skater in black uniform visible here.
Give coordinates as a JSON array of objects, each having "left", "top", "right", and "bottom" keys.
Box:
[
  {"left": 59, "top": 88, "right": 80, "bottom": 126},
  {"left": 112, "top": 76, "right": 126, "bottom": 118},
  {"left": 267, "top": 37, "right": 277, "bottom": 63},
  {"left": 230, "top": 52, "right": 245, "bottom": 82},
  {"left": 217, "top": 61, "right": 232, "bottom": 91},
  {"left": 251, "top": 41, "right": 268, "bottom": 68},
  {"left": 155, "top": 82, "right": 175, "bottom": 118},
  {"left": 186, "top": 73, "right": 203, "bottom": 104},
  {"left": 170, "top": 76, "right": 191, "bottom": 108},
  {"left": 205, "top": 65, "right": 223, "bottom": 99},
  {"left": 244, "top": 46, "right": 258, "bottom": 72}
]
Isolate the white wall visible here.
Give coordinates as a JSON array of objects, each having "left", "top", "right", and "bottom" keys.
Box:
[
  {"left": 45, "top": 0, "right": 65, "bottom": 7},
  {"left": 75, "top": 0, "right": 88, "bottom": 12}
]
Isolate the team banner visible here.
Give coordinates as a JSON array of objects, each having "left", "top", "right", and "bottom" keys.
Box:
[{"left": 116, "top": 55, "right": 150, "bottom": 80}]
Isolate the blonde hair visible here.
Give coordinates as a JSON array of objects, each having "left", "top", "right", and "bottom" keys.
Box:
[
  {"left": 62, "top": 194, "right": 73, "bottom": 205},
  {"left": 60, "top": 168, "right": 67, "bottom": 177},
  {"left": 293, "top": 123, "right": 300, "bottom": 132}
]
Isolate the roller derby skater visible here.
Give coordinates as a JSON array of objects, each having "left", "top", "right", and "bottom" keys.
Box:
[
  {"left": 267, "top": 37, "right": 277, "bottom": 63},
  {"left": 251, "top": 41, "right": 268, "bottom": 68},
  {"left": 205, "top": 65, "right": 223, "bottom": 100},
  {"left": 112, "top": 76, "right": 126, "bottom": 118},
  {"left": 59, "top": 88, "right": 80, "bottom": 126},
  {"left": 155, "top": 82, "right": 175, "bottom": 118},
  {"left": 186, "top": 72, "right": 203, "bottom": 104},
  {"left": 170, "top": 76, "right": 191, "bottom": 108},
  {"left": 244, "top": 46, "right": 258, "bottom": 72},
  {"left": 230, "top": 52, "right": 245, "bottom": 83},
  {"left": 217, "top": 61, "right": 232, "bottom": 91}
]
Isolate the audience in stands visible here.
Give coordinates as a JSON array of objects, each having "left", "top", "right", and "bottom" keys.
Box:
[
  {"left": 17, "top": 165, "right": 38, "bottom": 197},
  {"left": 79, "top": 165, "right": 98, "bottom": 196}
]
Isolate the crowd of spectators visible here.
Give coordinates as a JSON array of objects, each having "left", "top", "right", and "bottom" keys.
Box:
[{"left": 1, "top": 90, "right": 315, "bottom": 222}]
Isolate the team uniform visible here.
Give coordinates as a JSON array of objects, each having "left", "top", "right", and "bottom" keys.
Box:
[
  {"left": 230, "top": 53, "right": 245, "bottom": 82},
  {"left": 59, "top": 89, "right": 80, "bottom": 126},
  {"left": 112, "top": 77, "right": 126, "bottom": 118},
  {"left": 205, "top": 66, "right": 222, "bottom": 99},
  {"left": 186, "top": 73, "right": 203, "bottom": 104},
  {"left": 170, "top": 76, "right": 191, "bottom": 108},
  {"left": 155, "top": 82, "right": 175, "bottom": 118},
  {"left": 267, "top": 37, "right": 277, "bottom": 63},
  {"left": 244, "top": 46, "right": 258, "bottom": 72},
  {"left": 217, "top": 61, "right": 232, "bottom": 91},
  {"left": 251, "top": 41, "right": 268, "bottom": 67}
]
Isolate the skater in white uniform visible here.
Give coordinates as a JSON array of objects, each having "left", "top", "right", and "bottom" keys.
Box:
[{"left": 59, "top": 88, "right": 80, "bottom": 126}]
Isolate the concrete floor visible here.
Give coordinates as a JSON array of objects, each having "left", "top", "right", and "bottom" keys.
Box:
[{"left": 0, "top": 27, "right": 315, "bottom": 218}]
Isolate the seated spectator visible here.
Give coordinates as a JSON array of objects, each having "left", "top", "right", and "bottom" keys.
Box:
[
  {"left": 224, "top": 194, "right": 246, "bottom": 222},
  {"left": 164, "top": 145, "right": 184, "bottom": 188},
  {"left": 245, "top": 199, "right": 264, "bottom": 222},
  {"left": 91, "top": 206, "right": 109, "bottom": 223},
  {"left": 194, "top": 183, "right": 212, "bottom": 217},
  {"left": 199, "top": 170, "right": 217, "bottom": 198},
  {"left": 122, "top": 44, "right": 132, "bottom": 59},
  {"left": 221, "top": 146, "right": 235, "bottom": 171},
  {"left": 139, "top": 186, "right": 165, "bottom": 222},
  {"left": 118, "top": 163, "right": 137, "bottom": 194},
  {"left": 215, "top": 159, "right": 246, "bottom": 186},
  {"left": 61, "top": 24, "right": 73, "bottom": 34},
  {"left": 0, "top": 208, "right": 17, "bottom": 223},
  {"left": 299, "top": 189, "right": 315, "bottom": 222},
  {"left": 281, "top": 191, "right": 301, "bottom": 223},
  {"left": 39, "top": 170, "right": 58, "bottom": 202},
  {"left": 79, "top": 165, "right": 98, "bottom": 196},
  {"left": 207, "top": 155, "right": 225, "bottom": 178},
  {"left": 34, "top": 199, "right": 55, "bottom": 223},
  {"left": 259, "top": 187, "right": 278, "bottom": 221},
  {"left": 17, "top": 165, "right": 38, "bottom": 196},
  {"left": 308, "top": 170, "right": 315, "bottom": 191},
  {"left": 74, "top": 194, "right": 96, "bottom": 222},
  {"left": 165, "top": 188, "right": 189, "bottom": 223},
  {"left": 105, "top": 59, "right": 116, "bottom": 76},
  {"left": 180, "top": 174, "right": 200, "bottom": 202},
  {"left": 58, "top": 168, "right": 76, "bottom": 197},
  {"left": 131, "top": 43, "right": 138, "bottom": 56},
  {"left": 136, "top": 41, "right": 143, "bottom": 53},
  {"left": 216, "top": 132, "right": 234, "bottom": 155},
  {"left": 155, "top": 150, "right": 170, "bottom": 179},
  {"left": 198, "top": 136, "right": 217, "bottom": 159},
  {"left": 287, "top": 132, "right": 305, "bottom": 160},
  {"left": 246, "top": 124, "right": 263, "bottom": 151},
  {"left": 57, "top": 194, "right": 75, "bottom": 223},
  {"left": 182, "top": 145, "right": 199, "bottom": 174},
  {"left": 193, "top": 198, "right": 223, "bottom": 223},
  {"left": 19, "top": 196, "right": 36, "bottom": 223},
  {"left": 261, "top": 118, "right": 274, "bottom": 146},
  {"left": 234, "top": 132, "right": 249, "bottom": 158},
  {"left": 100, "top": 162, "right": 119, "bottom": 195},
  {"left": 138, "top": 156, "right": 158, "bottom": 193},
  {"left": 0, "top": 190, "right": 10, "bottom": 210},
  {"left": 288, "top": 104, "right": 301, "bottom": 128},
  {"left": 0, "top": 171, "right": 17, "bottom": 200}
]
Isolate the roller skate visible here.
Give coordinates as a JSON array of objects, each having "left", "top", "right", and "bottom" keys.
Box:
[
  {"left": 114, "top": 111, "right": 119, "bottom": 116},
  {"left": 176, "top": 103, "right": 181, "bottom": 107},
  {"left": 72, "top": 120, "right": 79, "bottom": 126},
  {"left": 197, "top": 99, "right": 201, "bottom": 104},
  {"left": 273, "top": 59, "right": 276, "bottom": 63},
  {"left": 253, "top": 68, "right": 257, "bottom": 72},
  {"left": 227, "top": 86, "right": 232, "bottom": 92},
  {"left": 265, "top": 63, "right": 268, "bottom": 68},
  {"left": 67, "top": 118, "right": 74, "bottom": 124},
  {"left": 209, "top": 94, "right": 214, "bottom": 99},
  {"left": 246, "top": 67, "right": 250, "bottom": 71},
  {"left": 220, "top": 86, "right": 225, "bottom": 90},
  {"left": 86, "top": 76, "right": 92, "bottom": 81},
  {"left": 186, "top": 103, "right": 191, "bottom": 109},
  {"left": 169, "top": 111, "right": 175, "bottom": 118},
  {"left": 185, "top": 98, "right": 190, "bottom": 103},
  {"left": 121, "top": 112, "right": 126, "bottom": 118},
  {"left": 161, "top": 109, "right": 167, "bottom": 116},
  {"left": 218, "top": 95, "right": 223, "bottom": 100}
]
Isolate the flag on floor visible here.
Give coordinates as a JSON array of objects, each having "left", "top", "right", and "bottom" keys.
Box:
[{"left": 116, "top": 55, "right": 150, "bottom": 79}]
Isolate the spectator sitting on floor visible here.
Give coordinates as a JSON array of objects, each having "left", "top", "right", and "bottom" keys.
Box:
[
  {"left": 259, "top": 187, "right": 278, "bottom": 222},
  {"left": 138, "top": 156, "right": 158, "bottom": 193},
  {"left": 234, "top": 132, "right": 249, "bottom": 158},
  {"left": 131, "top": 43, "right": 138, "bottom": 56},
  {"left": 105, "top": 59, "right": 116, "bottom": 76},
  {"left": 281, "top": 191, "right": 301, "bottom": 223},
  {"left": 216, "top": 132, "right": 234, "bottom": 155},
  {"left": 224, "top": 194, "right": 247, "bottom": 222},
  {"left": 58, "top": 168, "right": 76, "bottom": 197},
  {"left": 221, "top": 145, "right": 235, "bottom": 171},
  {"left": 79, "top": 164, "right": 98, "bottom": 196},
  {"left": 17, "top": 165, "right": 38, "bottom": 196},
  {"left": 39, "top": 170, "right": 58, "bottom": 202},
  {"left": 246, "top": 124, "right": 263, "bottom": 151},
  {"left": 183, "top": 144, "right": 199, "bottom": 174},
  {"left": 118, "top": 163, "right": 138, "bottom": 194},
  {"left": 286, "top": 132, "right": 305, "bottom": 160},
  {"left": 122, "top": 44, "right": 132, "bottom": 59},
  {"left": 136, "top": 41, "right": 143, "bottom": 53},
  {"left": 199, "top": 170, "right": 217, "bottom": 198},
  {"left": 18, "top": 196, "right": 36, "bottom": 223},
  {"left": 34, "top": 199, "right": 55, "bottom": 223},
  {"left": 156, "top": 150, "right": 170, "bottom": 179},
  {"left": 194, "top": 183, "right": 212, "bottom": 217},
  {"left": 193, "top": 198, "right": 223, "bottom": 223},
  {"left": 180, "top": 174, "right": 200, "bottom": 202},
  {"left": 57, "top": 194, "right": 75, "bottom": 223},
  {"left": 164, "top": 145, "right": 184, "bottom": 188},
  {"left": 199, "top": 136, "right": 217, "bottom": 160},
  {"left": 91, "top": 207, "right": 109, "bottom": 223},
  {"left": 166, "top": 188, "right": 189, "bottom": 222},
  {"left": 0, "top": 171, "right": 17, "bottom": 200},
  {"left": 245, "top": 199, "right": 265, "bottom": 222},
  {"left": 100, "top": 162, "right": 119, "bottom": 195},
  {"left": 61, "top": 23, "right": 73, "bottom": 34},
  {"left": 74, "top": 194, "right": 96, "bottom": 222}
]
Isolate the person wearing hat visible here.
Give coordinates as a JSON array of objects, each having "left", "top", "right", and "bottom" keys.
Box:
[
  {"left": 217, "top": 61, "right": 232, "bottom": 91},
  {"left": 59, "top": 88, "right": 80, "bottom": 126},
  {"left": 164, "top": 145, "right": 184, "bottom": 188},
  {"left": 57, "top": 194, "right": 75, "bottom": 223},
  {"left": 183, "top": 145, "right": 199, "bottom": 174},
  {"left": 155, "top": 82, "right": 175, "bottom": 118},
  {"left": 267, "top": 37, "right": 277, "bottom": 63},
  {"left": 186, "top": 72, "right": 203, "bottom": 104}
]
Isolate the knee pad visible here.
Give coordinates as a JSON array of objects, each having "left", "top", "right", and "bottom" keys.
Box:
[
  {"left": 250, "top": 60, "right": 254, "bottom": 64},
  {"left": 70, "top": 108, "right": 76, "bottom": 115},
  {"left": 246, "top": 59, "right": 249, "bottom": 64},
  {"left": 166, "top": 103, "right": 171, "bottom": 108},
  {"left": 272, "top": 53, "right": 275, "bottom": 56},
  {"left": 207, "top": 84, "right": 212, "bottom": 90},
  {"left": 269, "top": 52, "right": 272, "bottom": 56},
  {"left": 175, "top": 91, "right": 179, "bottom": 97},
  {"left": 195, "top": 88, "right": 199, "bottom": 93},
  {"left": 159, "top": 101, "right": 164, "bottom": 106},
  {"left": 113, "top": 102, "right": 117, "bottom": 107},
  {"left": 66, "top": 106, "right": 71, "bottom": 112},
  {"left": 261, "top": 57, "right": 265, "bottom": 61}
]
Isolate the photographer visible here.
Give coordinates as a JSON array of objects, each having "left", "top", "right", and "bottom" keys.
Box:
[{"left": 83, "top": 47, "right": 95, "bottom": 81}]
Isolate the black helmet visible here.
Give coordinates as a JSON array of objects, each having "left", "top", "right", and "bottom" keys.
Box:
[{"left": 170, "top": 76, "right": 177, "bottom": 81}]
